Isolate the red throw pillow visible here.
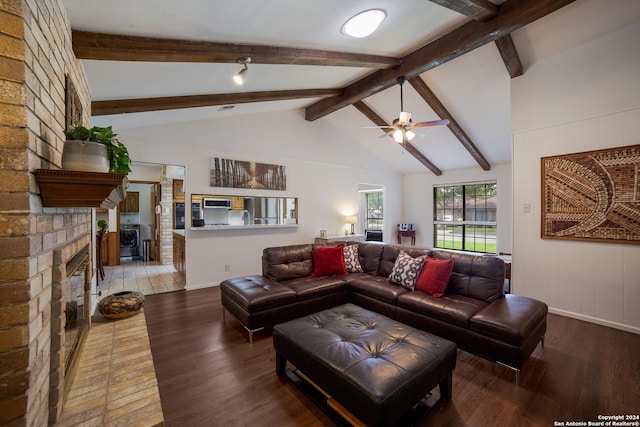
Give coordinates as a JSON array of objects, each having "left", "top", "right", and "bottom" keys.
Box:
[
  {"left": 415, "top": 258, "right": 454, "bottom": 297},
  {"left": 311, "top": 245, "right": 348, "bottom": 277}
]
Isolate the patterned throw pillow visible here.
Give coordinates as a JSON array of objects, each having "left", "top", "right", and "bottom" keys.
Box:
[
  {"left": 387, "top": 250, "right": 426, "bottom": 291},
  {"left": 343, "top": 244, "right": 363, "bottom": 273}
]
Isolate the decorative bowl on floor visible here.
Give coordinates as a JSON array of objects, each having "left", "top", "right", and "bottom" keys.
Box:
[{"left": 98, "top": 291, "right": 145, "bottom": 320}]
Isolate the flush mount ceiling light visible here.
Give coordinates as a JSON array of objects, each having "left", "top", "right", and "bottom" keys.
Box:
[
  {"left": 233, "top": 57, "right": 251, "bottom": 85},
  {"left": 342, "top": 9, "right": 386, "bottom": 38}
]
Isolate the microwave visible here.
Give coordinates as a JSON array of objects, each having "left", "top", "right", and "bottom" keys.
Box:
[{"left": 203, "top": 198, "right": 232, "bottom": 209}]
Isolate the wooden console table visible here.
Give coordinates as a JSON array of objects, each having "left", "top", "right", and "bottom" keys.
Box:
[{"left": 397, "top": 230, "right": 416, "bottom": 245}]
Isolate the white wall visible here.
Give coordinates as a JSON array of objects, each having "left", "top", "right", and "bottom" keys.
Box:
[
  {"left": 404, "top": 163, "right": 512, "bottom": 251},
  {"left": 511, "top": 21, "right": 640, "bottom": 333},
  {"left": 115, "top": 109, "right": 403, "bottom": 288}
]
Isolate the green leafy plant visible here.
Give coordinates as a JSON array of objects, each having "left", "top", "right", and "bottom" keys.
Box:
[{"left": 64, "top": 125, "right": 132, "bottom": 174}]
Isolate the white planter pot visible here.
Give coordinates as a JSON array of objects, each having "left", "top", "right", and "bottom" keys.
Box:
[{"left": 62, "top": 140, "right": 110, "bottom": 173}]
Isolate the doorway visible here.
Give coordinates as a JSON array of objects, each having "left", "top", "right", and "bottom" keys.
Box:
[{"left": 119, "top": 182, "right": 156, "bottom": 262}]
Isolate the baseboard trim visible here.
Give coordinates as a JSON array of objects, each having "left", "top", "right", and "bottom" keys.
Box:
[
  {"left": 549, "top": 307, "right": 640, "bottom": 335},
  {"left": 185, "top": 281, "right": 219, "bottom": 291}
]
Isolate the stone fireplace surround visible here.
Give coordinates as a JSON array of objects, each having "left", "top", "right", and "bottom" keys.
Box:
[{"left": 49, "top": 233, "right": 92, "bottom": 424}]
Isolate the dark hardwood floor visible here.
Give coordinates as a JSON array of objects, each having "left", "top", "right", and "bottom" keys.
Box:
[{"left": 144, "top": 288, "right": 640, "bottom": 427}]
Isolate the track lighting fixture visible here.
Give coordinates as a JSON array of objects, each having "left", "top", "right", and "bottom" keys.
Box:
[{"left": 233, "top": 57, "right": 251, "bottom": 85}]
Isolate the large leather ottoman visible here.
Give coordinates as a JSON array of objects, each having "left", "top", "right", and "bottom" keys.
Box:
[{"left": 273, "top": 303, "right": 457, "bottom": 427}]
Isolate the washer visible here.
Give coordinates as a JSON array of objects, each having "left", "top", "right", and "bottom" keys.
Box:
[{"left": 119, "top": 224, "right": 140, "bottom": 258}]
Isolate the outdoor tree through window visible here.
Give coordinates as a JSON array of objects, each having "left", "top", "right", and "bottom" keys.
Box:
[
  {"left": 366, "top": 191, "right": 383, "bottom": 230},
  {"left": 433, "top": 182, "right": 497, "bottom": 253}
]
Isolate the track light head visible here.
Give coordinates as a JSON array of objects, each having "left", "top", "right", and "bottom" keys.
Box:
[{"left": 233, "top": 57, "right": 251, "bottom": 85}]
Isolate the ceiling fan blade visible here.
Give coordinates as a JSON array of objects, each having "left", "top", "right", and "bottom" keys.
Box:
[
  {"left": 412, "top": 119, "right": 450, "bottom": 128},
  {"left": 399, "top": 111, "right": 412, "bottom": 125}
]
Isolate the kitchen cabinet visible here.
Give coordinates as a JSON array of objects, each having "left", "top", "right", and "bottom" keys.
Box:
[
  {"left": 231, "top": 196, "right": 244, "bottom": 210},
  {"left": 120, "top": 191, "right": 139, "bottom": 212},
  {"left": 173, "top": 179, "right": 184, "bottom": 202},
  {"left": 99, "top": 232, "right": 119, "bottom": 266},
  {"left": 173, "top": 232, "right": 185, "bottom": 275}
]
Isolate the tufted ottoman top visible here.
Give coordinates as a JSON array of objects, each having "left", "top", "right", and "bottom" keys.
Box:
[{"left": 273, "top": 303, "right": 457, "bottom": 426}]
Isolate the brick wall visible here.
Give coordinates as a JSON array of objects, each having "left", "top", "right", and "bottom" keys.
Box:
[
  {"left": 0, "top": 0, "right": 91, "bottom": 425},
  {"left": 160, "top": 181, "right": 174, "bottom": 264}
]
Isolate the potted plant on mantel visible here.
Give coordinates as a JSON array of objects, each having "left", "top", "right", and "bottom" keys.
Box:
[{"left": 62, "top": 125, "right": 132, "bottom": 174}]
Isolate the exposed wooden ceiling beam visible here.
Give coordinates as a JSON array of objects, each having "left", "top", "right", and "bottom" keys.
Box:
[
  {"left": 352, "top": 101, "right": 442, "bottom": 175},
  {"left": 408, "top": 76, "right": 490, "bottom": 170},
  {"left": 91, "top": 89, "right": 341, "bottom": 116},
  {"left": 305, "top": 0, "right": 576, "bottom": 122},
  {"left": 72, "top": 30, "right": 401, "bottom": 68},
  {"left": 495, "top": 34, "right": 523, "bottom": 78},
  {"left": 428, "top": 0, "right": 497, "bottom": 21}
]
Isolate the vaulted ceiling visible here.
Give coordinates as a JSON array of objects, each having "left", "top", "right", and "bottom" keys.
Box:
[{"left": 62, "top": 0, "right": 639, "bottom": 174}]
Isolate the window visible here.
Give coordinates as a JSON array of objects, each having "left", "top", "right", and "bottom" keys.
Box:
[
  {"left": 433, "top": 182, "right": 497, "bottom": 253},
  {"left": 365, "top": 191, "right": 383, "bottom": 230}
]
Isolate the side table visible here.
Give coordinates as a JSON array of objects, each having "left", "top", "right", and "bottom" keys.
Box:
[{"left": 397, "top": 230, "right": 416, "bottom": 245}]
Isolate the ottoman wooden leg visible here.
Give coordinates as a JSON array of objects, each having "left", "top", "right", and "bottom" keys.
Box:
[
  {"left": 276, "top": 352, "right": 287, "bottom": 376},
  {"left": 439, "top": 373, "right": 453, "bottom": 401}
]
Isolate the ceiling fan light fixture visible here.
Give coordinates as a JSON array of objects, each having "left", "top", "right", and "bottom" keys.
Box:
[
  {"left": 392, "top": 129, "right": 403, "bottom": 143},
  {"left": 342, "top": 9, "right": 386, "bottom": 38},
  {"left": 405, "top": 130, "right": 416, "bottom": 141},
  {"left": 233, "top": 57, "right": 251, "bottom": 85}
]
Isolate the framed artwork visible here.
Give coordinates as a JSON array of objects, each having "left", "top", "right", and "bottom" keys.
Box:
[
  {"left": 541, "top": 144, "right": 640, "bottom": 245},
  {"left": 65, "top": 75, "right": 83, "bottom": 130},
  {"left": 210, "top": 157, "right": 286, "bottom": 190}
]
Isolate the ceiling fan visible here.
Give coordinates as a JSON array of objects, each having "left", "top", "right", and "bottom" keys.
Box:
[{"left": 362, "top": 77, "right": 450, "bottom": 143}]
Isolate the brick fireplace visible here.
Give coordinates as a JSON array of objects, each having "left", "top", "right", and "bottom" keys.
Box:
[
  {"left": 49, "top": 234, "right": 92, "bottom": 423},
  {"left": 0, "top": 0, "right": 93, "bottom": 425}
]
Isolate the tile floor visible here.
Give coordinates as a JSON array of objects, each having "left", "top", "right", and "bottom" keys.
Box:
[
  {"left": 57, "top": 260, "right": 185, "bottom": 426},
  {"left": 98, "top": 260, "right": 185, "bottom": 297}
]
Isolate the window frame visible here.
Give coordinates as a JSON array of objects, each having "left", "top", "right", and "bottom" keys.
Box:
[
  {"left": 433, "top": 181, "right": 497, "bottom": 254},
  {"left": 364, "top": 190, "right": 383, "bottom": 230}
]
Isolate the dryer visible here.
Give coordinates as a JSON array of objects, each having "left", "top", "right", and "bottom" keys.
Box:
[{"left": 120, "top": 224, "right": 140, "bottom": 258}]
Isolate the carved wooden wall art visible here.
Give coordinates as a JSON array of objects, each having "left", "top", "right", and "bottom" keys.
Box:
[{"left": 541, "top": 144, "right": 640, "bottom": 245}]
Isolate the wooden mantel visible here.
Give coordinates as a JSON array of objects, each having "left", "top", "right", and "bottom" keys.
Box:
[{"left": 36, "top": 169, "right": 127, "bottom": 208}]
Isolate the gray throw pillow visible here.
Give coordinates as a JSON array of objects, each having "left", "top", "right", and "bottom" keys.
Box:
[{"left": 387, "top": 250, "right": 426, "bottom": 291}]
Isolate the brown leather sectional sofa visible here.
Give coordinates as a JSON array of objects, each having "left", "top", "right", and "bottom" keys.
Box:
[{"left": 221, "top": 242, "right": 548, "bottom": 383}]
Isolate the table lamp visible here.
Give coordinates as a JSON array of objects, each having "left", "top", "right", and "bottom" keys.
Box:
[{"left": 345, "top": 216, "right": 357, "bottom": 235}]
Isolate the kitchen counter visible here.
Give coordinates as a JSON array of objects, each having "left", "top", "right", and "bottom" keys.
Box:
[{"left": 190, "top": 224, "right": 298, "bottom": 231}]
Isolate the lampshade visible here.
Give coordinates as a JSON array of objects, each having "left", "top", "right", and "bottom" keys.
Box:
[
  {"left": 393, "top": 129, "right": 416, "bottom": 143},
  {"left": 392, "top": 129, "right": 403, "bottom": 143},
  {"left": 345, "top": 215, "right": 357, "bottom": 235}
]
